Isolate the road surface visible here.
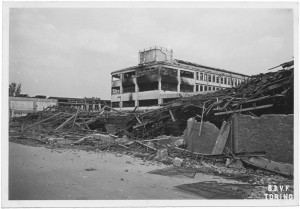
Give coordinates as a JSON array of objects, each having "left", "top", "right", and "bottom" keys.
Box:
[{"left": 9, "top": 142, "right": 223, "bottom": 200}]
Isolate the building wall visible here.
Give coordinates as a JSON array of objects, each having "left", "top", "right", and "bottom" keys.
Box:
[
  {"left": 234, "top": 114, "right": 294, "bottom": 164},
  {"left": 9, "top": 97, "right": 58, "bottom": 117}
]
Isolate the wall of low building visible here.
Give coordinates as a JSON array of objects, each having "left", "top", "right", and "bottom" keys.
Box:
[
  {"left": 234, "top": 114, "right": 294, "bottom": 164},
  {"left": 9, "top": 97, "right": 58, "bottom": 117}
]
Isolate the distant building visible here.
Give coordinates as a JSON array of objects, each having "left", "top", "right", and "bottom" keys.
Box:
[
  {"left": 10, "top": 96, "right": 111, "bottom": 117},
  {"left": 9, "top": 97, "right": 58, "bottom": 117},
  {"left": 48, "top": 97, "right": 111, "bottom": 111},
  {"left": 111, "top": 47, "right": 250, "bottom": 110}
]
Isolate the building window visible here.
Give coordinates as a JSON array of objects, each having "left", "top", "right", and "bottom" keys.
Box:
[
  {"left": 138, "top": 67, "right": 159, "bottom": 76},
  {"left": 204, "top": 74, "right": 207, "bottom": 81},
  {"left": 208, "top": 86, "right": 211, "bottom": 91},
  {"left": 111, "top": 87, "right": 120, "bottom": 95},
  {"left": 224, "top": 77, "right": 227, "bottom": 85},
  {"left": 216, "top": 76, "right": 219, "bottom": 83},
  {"left": 123, "top": 71, "right": 135, "bottom": 79},
  {"left": 200, "top": 85, "right": 203, "bottom": 91},
  {"left": 112, "top": 102, "right": 120, "bottom": 108},
  {"left": 208, "top": 74, "right": 211, "bottom": 82},
  {"left": 123, "top": 101, "right": 135, "bottom": 107},
  {"left": 196, "top": 85, "right": 199, "bottom": 92},
  {"left": 161, "top": 82, "right": 177, "bottom": 91},
  {"left": 220, "top": 77, "right": 223, "bottom": 84},
  {"left": 212, "top": 75, "right": 215, "bottom": 83},
  {"left": 161, "top": 67, "right": 178, "bottom": 76},
  {"left": 228, "top": 77, "right": 231, "bottom": 85},
  {"left": 196, "top": 72, "right": 199, "bottom": 80},
  {"left": 204, "top": 85, "right": 207, "bottom": 91},
  {"left": 112, "top": 74, "right": 121, "bottom": 81},
  {"left": 139, "top": 82, "right": 158, "bottom": 92},
  {"left": 180, "top": 70, "right": 194, "bottom": 79},
  {"left": 123, "top": 85, "right": 135, "bottom": 93},
  {"left": 139, "top": 99, "right": 158, "bottom": 107},
  {"left": 180, "top": 84, "right": 194, "bottom": 92},
  {"left": 212, "top": 86, "right": 215, "bottom": 90},
  {"left": 200, "top": 73, "right": 203, "bottom": 81}
]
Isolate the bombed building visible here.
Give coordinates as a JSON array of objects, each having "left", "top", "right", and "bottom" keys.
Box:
[{"left": 111, "top": 47, "right": 250, "bottom": 110}]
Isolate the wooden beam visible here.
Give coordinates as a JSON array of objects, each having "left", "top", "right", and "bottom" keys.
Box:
[
  {"left": 214, "top": 104, "right": 273, "bottom": 115},
  {"left": 135, "top": 116, "right": 142, "bottom": 124},
  {"left": 199, "top": 102, "right": 206, "bottom": 136},
  {"left": 169, "top": 110, "right": 175, "bottom": 122},
  {"left": 54, "top": 113, "right": 77, "bottom": 131},
  {"left": 22, "top": 112, "right": 63, "bottom": 132}
]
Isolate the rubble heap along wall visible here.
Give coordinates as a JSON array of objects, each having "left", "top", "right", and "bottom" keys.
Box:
[{"left": 235, "top": 114, "right": 293, "bottom": 164}]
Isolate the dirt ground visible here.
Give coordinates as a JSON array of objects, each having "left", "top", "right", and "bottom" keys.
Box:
[{"left": 9, "top": 142, "right": 239, "bottom": 200}]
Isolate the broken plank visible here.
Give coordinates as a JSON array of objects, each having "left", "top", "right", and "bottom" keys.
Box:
[
  {"left": 22, "top": 112, "right": 63, "bottom": 132},
  {"left": 199, "top": 102, "right": 206, "bottom": 136},
  {"left": 133, "top": 140, "right": 157, "bottom": 151},
  {"left": 54, "top": 113, "right": 77, "bottom": 131},
  {"left": 135, "top": 116, "right": 142, "bottom": 124},
  {"left": 169, "top": 110, "right": 175, "bottom": 122},
  {"left": 214, "top": 104, "right": 273, "bottom": 115}
]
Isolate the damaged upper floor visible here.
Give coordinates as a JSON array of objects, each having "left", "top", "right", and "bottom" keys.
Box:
[{"left": 110, "top": 47, "right": 250, "bottom": 109}]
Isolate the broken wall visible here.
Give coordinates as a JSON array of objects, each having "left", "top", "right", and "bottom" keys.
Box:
[
  {"left": 183, "top": 118, "right": 220, "bottom": 154},
  {"left": 234, "top": 114, "right": 293, "bottom": 164}
]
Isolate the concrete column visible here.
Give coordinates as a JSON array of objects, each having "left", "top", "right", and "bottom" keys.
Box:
[
  {"left": 33, "top": 100, "right": 37, "bottom": 113},
  {"left": 120, "top": 73, "right": 123, "bottom": 94},
  {"left": 158, "top": 78, "right": 162, "bottom": 91},
  {"left": 135, "top": 79, "right": 139, "bottom": 107},
  {"left": 193, "top": 71, "right": 196, "bottom": 93},
  {"left": 158, "top": 98, "right": 163, "bottom": 105},
  {"left": 158, "top": 73, "right": 162, "bottom": 105},
  {"left": 177, "top": 69, "right": 181, "bottom": 92}
]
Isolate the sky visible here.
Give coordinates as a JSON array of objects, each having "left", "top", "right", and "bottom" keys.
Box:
[{"left": 8, "top": 7, "right": 294, "bottom": 100}]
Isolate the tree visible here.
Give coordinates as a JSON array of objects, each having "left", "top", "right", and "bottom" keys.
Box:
[{"left": 9, "top": 82, "right": 22, "bottom": 97}]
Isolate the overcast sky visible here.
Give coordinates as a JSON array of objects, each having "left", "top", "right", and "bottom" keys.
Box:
[{"left": 9, "top": 7, "right": 294, "bottom": 99}]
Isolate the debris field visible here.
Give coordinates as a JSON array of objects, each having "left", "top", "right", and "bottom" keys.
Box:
[{"left": 9, "top": 60, "right": 294, "bottom": 199}]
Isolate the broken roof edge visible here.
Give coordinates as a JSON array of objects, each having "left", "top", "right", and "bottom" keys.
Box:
[
  {"left": 111, "top": 59, "right": 250, "bottom": 77},
  {"left": 174, "top": 59, "right": 250, "bottom": 78}
]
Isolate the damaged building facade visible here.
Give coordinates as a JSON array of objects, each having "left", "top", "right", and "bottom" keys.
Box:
[{"left": 111, "top": 47, "right": 250, "bottom": 110}]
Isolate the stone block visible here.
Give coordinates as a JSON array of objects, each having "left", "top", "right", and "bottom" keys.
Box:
[{"left": 173, "top": 157, "right": 183, "bottom": 167}]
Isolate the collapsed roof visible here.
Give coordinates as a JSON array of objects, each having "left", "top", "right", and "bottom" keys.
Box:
[{"left": 123, "top": 61, "right": 294, "bottom": 139}]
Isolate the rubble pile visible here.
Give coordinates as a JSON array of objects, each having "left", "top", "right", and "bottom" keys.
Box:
[
  {"left": 124, "top": 61, "right": 294, "bottom": 139},
  {"left": 16, "top": 105, "right": 129, "bottom": 134}
]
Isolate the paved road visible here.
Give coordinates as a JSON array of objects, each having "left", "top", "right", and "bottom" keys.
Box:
[{"left": 8, "top": 142, "right": 220, "bottom": 200}]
